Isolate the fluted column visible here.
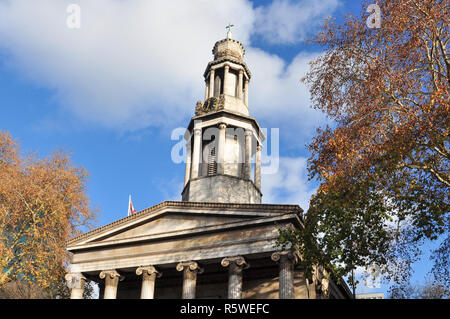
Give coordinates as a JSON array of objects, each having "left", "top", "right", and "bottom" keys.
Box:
[
  {"left": 191, "top": 128, "right": 202, "bottom": 179},
  {"left": 217, "top": 123, "right": 227, "bottom": 174},
  {"left": 184, "top": 136, "right": 192, "bottom": 186},
  {"left": 99, "top": 270, "right": 124, "bottom": 299},
  {"left": 271, "top": 251, "right": 297, "bottom": 299},
  {"left": 65, "top": 273, "right": 86, "bottom": 299},
  {"left": 205, "top": 81, "right": 209, "bottom": 100},
  {"left": 255, "top": 144, "right": 262, "bottom": 189},
  {"left": 136, "top": 266, "right": 161, "bottom": 299},
  {"left": 237, "top": 70, "right": 243, "bottom": 99},
  {"left": 244, "top": 129, "right": 252, "bottom": 180},
  {"left": 209, "top": 69, "right": 215, "bottom": 98},
  {"left": 176, "top": 261, "right": 204, "bottom": 299},
  {"left": 221, "top": 256, "right": 249, "bottom": 299}
]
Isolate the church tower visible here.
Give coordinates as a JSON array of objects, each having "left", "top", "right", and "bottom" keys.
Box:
[
  {"left": 182, "top": 29, "right": 265, "bottom": 204},
  {"left": 65, "top": 27, "right": 353, "bottom": 300}
]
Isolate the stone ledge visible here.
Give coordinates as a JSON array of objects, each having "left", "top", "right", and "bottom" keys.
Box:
[
  {"left": 182, "top": 174, "right": 262, "bottom": 204},
  {"left": 182, "top": 173, "right": 262, "bottom": 196}
]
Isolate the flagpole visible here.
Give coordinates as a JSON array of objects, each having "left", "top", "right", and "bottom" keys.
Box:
[{"left": 128, "top": 195, "right": 131, "bottom": 216}]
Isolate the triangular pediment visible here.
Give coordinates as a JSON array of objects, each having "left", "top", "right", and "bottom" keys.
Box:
[
  {"left": 92, "top": 213, "right": 254, "bottom": 243},
  {"left": 66, "top": 201, "right": 302, "bottom": 251}
]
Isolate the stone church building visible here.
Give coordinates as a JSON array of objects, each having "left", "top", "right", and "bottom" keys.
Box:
[{"left": 65, "top": 31, "right": 352, "bottom": 299}]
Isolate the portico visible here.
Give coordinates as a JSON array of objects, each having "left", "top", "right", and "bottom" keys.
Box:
[{"left": 65, "top": 201, "right": 335, "bottom": 299}]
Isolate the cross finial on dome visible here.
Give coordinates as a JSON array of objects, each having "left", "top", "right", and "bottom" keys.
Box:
[{"left": 226, "top": 23, "right": 234, "bottom": 39}]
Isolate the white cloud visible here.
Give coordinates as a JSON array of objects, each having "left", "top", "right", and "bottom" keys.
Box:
[
  {"left": 262, "top": 156, "right": 316, "bottom": 211},
  {"left": 253, "top": 0, "right": 341, "bottom": 44},
  {"left": 0, "top": 0, "right": 254, "bottom": 129},
  {"left": 0, "top": 0, "right": 337, "bottom": 136},
  {"left": 246, "top": 48, "right": 327, "bottom": 146}
]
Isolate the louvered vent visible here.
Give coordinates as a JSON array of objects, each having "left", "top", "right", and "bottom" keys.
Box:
[{"left": 207, "top": 147, "right": 217, "bottom": 176}]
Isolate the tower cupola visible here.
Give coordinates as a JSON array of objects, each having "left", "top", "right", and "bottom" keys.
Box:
[
  {"left": 182, "top": 27, "right": 264, "bottom": 204},
  {"left": 199, "top": 26, "right": 252, "bottom": 117}
]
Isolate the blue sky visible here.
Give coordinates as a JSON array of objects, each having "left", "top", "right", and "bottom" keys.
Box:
[{"left": 0, "top": 0, "right": 437, "bottom": 297}]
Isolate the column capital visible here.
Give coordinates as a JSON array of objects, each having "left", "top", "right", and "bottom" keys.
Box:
[
  {"left": 65, "top": 272, "right": 87, "bottom": 289},
  {"left": 222, "top": 256, "right": 247, "bottom": 299},
  {"left": 137, "top": 265, "right": 160, "bottom": 299},
  {"left": 176, "top": 261, "right": 204, "bottom": 274},
  {"left": 99, "top": 269, "right": 125, "bottom": 281},
  {"left": 272, "top": 251, "right": 297, "bottom": 299},
  {"left": 244, "top": 129, "right": 253, "bottom": 136},
  {"left": 256, "top": 144, "right": 262, "bottom": 151},
  {"left": 193, "top": 128, "right": 202, "bottom": 136},
  {"left": 100, "top": 269, "right": 123, "bottom": 299},
  {"left": 221, "top": 256, "right": 249, "bottom": 269},
  {"left": 271, "top": 251, "right": 298, "bottom": 264},
  {"left": 136, "top": 265, "right": 162, "bottom": 278},
  {"left": 218, "top": 122, "right": 227, "bottom": 130},
  {"left": 178, "top": 261, "right": 202, "bottom": 299}
]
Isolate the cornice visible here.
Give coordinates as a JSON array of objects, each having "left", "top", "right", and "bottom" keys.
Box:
[{"left": 66, "top": 200, "right": 303, "bottom": 246}]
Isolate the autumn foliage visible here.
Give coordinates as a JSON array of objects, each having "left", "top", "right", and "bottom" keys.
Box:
[
  {"left": 296, "top": 0, "right": 449, "bottom": 287},
  {"left": 0, "top": 130, "right": 95, "bottom": 296}
]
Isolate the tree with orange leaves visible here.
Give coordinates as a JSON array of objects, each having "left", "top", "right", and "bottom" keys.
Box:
[
  {"left": 281, "top": 0, "right": 449, "bottom": 292},
  {"left": 0, "top": 130, "right": 96, "bottom": 298}
]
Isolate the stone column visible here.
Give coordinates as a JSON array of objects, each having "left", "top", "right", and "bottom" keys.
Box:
[
  {"left": 320, "top": 278, "right": 330, "bottom": 299},
  {"left": 244, "top": 79, "right": 249, "bottom": 106},
  {"left": 254, "top": 144, "right": 262, "bottom": 189},
  {"left": 217, "top": 123, "right": 227, "bottom": 174},
  {"left": 191, "top": 128, "right": 202, "bottom": 179},
  {"left": 209, "top": 69, "right": 215, "bottom": 98},
  {"left": 176, "top": 261, "right": 203, "bottom": 299},
  {"left": 99, "top": 270, "right": 124, "bottom": 299},
  {"left": 184, "top": 135, "right": 192, "bottom": 187},
  {"left": 223, "top": 65, "right": 229, "bottom": 95},
  {"left": 65, "top": 273, "right": 86, "bottom": 299},
  {"left": 271, "top": 251, "right": 297, "bottom": 299},
  {"left": 221, "top": 256, "right": 249, "bottom": 299},
  {"left": 237, "top": 70, "right": 243, "bottom": 99},
  {"left": 205, "top": 81, "right": 209, "bottom": 100},
  {"left": 136, "top": 266, "right": 161, "bottom": 299},
  {"left": 244, "top": 129, "right": 252, "bottom": 180}
]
